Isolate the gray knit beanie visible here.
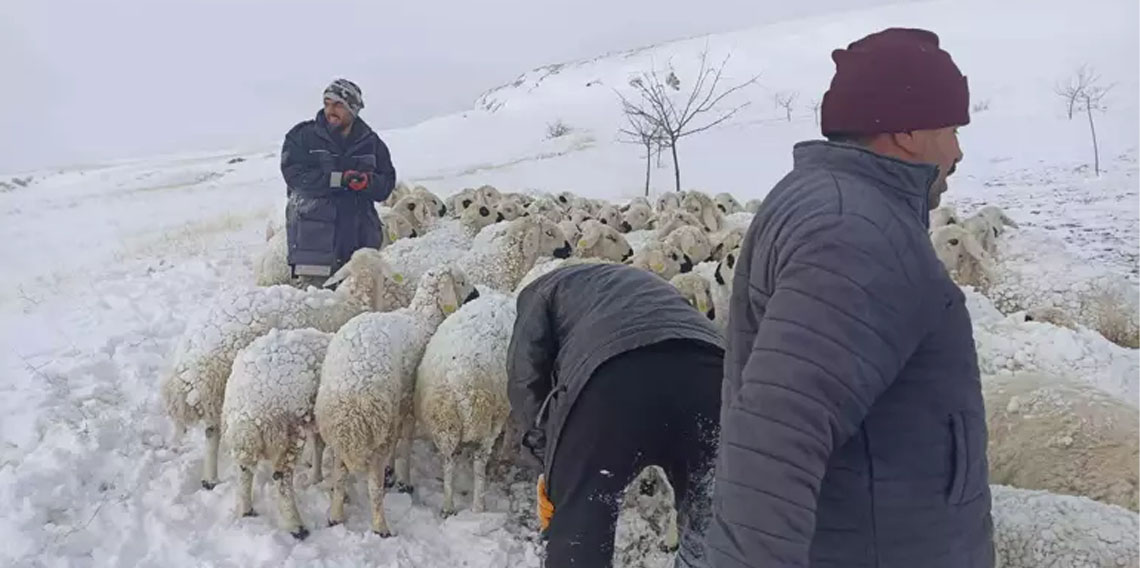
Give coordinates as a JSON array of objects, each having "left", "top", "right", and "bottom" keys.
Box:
[{"left": 323, "top": 78, "right": 364, "bottom": 116}]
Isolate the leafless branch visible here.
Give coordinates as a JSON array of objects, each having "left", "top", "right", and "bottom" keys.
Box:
[
  {"left": 774, "top": 91, "right": 798, "bottom": 122},
  {"left": 1054, "top": 64, "right": 1098, "bottom": 120}
]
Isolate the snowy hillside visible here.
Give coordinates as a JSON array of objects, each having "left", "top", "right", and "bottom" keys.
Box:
[{"left": 1, "top": 0, "right": 1137, "bottom": 565}]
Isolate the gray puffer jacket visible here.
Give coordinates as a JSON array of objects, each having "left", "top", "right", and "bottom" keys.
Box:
[
  {"left": 507, "top": 263, "right": 724, "bottom": 482},
  {"left": 708, "top": 141, "right": 993, "bottom": 568}
]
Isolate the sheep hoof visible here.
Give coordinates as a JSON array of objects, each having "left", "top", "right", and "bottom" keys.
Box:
[
  {"left": 373, "top": 529, "right": 393, "bottom": 538},
  {"left": 384, "top": 467, "right": 395, "bottom": 489},
  {"left": 242, "top": 510, "right": 258, "bottom": 518},
  {"left": 291, "top": 527, "right": 310, "bottom": 541},
  {"left": 441, "top": 508, "right": 456, "bottom": 519},
  {"left": 395, "top": 482, "right": 415, "bottom": 495},
  {"left": 201, "top": 480, "right": 217, "bottom": 491},
  {"left": 327, "top": 519, "right": 342, "bottom": 528}
]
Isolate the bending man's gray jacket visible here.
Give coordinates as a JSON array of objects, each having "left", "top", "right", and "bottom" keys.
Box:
[
  {"left": 708, "top": 141, "right": 994, "bottom": 568},
  {"left": 506, "top": 263, "right": 725, "bottom": 482}
]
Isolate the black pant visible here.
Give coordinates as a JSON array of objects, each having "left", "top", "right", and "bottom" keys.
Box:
[{"left": 545, "top": 339, "right": 723, "bottom": 568}]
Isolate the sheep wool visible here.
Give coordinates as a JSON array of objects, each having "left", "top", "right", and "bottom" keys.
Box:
[
  {"left": 680, "top": 191, "right": 726, "bottom": 233},
  {"left": 458, "top": 216, "right": 572, "bottom": 292},
  {"left": 663, "top": 225, "right": 714, "bottom": 264},
  {"left": 991, "top": 485, "right": 1138, "bottom": 568},
  {"left": 714, "top": 192, "right": 744, "bottom": 215},
  {"left": 628, "top": 241, "right": 691, "bottom": 281},
  {"left": 670, "top": 272, "right": 716, "bottom": 322},
  {"left": 575, "top": 219, "right": 634, "bottom": 262},
  {"left": 221, "top": 328, "right": 332, "bottom": 539},
  {"left": 622, "top": 204, "right": 654, "bottom": 232},
  {"left": 316, "top": 265, "right": 476, "bottom": 536},
  {"left": 415, "top": 291, "right": 516, "bottom": 515},
  {"left": 983, "top": 372, "right": 1138, "bottom": 511}
]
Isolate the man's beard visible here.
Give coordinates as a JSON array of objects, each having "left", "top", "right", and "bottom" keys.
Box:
[{"left": 928, "top": 176, "right": 948, "bottom": 209}]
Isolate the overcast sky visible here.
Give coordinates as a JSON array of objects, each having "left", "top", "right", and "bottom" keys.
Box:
[{"left": 0, "top": 0, "right": 909, "bottom": 173}]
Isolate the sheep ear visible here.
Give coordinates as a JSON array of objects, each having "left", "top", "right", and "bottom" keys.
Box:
[
  {"left": 578, "top": 224, "right": 601, "bottom": 250},
  {"left": 962, "top": 234, "right": 995, "bottom": 269},
  {"left": 324, "top": 262, "right": 352, "bottom": 288},
  {"left": 519, "top": 219, "right": 543, "bottom": 261},
  {"left": 437, "top": 272, "right": 460, "bottom": 314},
  {"left": 1001, "top": 213, "right": 1019, "bottom": 228},
  {"left": 701, "top": 206, "right": 718, "bottom": 232}
]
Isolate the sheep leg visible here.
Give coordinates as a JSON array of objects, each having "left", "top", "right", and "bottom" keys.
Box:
[
  {"left": 328, "top": 458, "right": 348, "bottom": 527},
  {"left": 272, "top": 448, "right": 307, "bottom": 540},
  {"left": 202, "top": 425, "right": 220, "bottom": 490},
  {"left": 236, "top": 464, "right": 256, "bottom": 517},
  {"left": 309, "top": 432, "right": 325, "bottom": 485},
  {"left": 368, "top": 452, "right": 393, "bottom": 537},
  {"left": 471, "top": 444, "right": 494, "bottom": 514},
  {"left": 441, "top": 452, "right": 457, "bottom": 517},
  {"left": 394, "top": 418, "right": 415, "bottom": 494}
]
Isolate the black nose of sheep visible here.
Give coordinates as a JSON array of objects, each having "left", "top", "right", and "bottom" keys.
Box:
[
  {"left": 680, "top": 255, "right": 694, "bottom": 273},
  {"left": 410, "top": 228, "right": 419, "bottom": 238},
  {"left": 706, "top": 306, "right": 716, "bottom": 321},
  {"left": 464, "top": 287, "right": 481, "bottom": 304},
  {"left": 496, "top": 212, "right": 505, "bottom": 222},
  {"left": 553, "top": 242, "right": 573, "bottom": 259},
  {"left": 479, "top": 206, "right": 490, "bottom": 216},
  {"left": 621, "top": 248, "right": 633, "bottom": 262},
  {"left": 620, "top": 220, "right": 632, "bottom": 232},
  {"left": 439, "top": 205, "right": 448, "bottom": 216}
]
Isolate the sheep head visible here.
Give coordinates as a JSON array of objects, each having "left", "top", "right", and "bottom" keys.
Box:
[
  {"left": 682, "top": 191, "right": 725, "bottom": 233},
  {"left": 711, "top": 227, "right": 745, "bottom": 262},
  {"left": 559, "top": 220, "right": 583, "bottom": 246},
  {"left": 930, "top": 224, "right": 994, "bottom": 288},
  {"left": 379, "top": 211, "right": 416, "bottom": 248},
  {"left": 526, "top": 197, "right": 563, "bottom": 222},
  {"left": 324, "top": 247, "right": 405, "bottom": 312},
  {"left": 411, "top": 264, "right": 479, "bottom": 317},
  {"left": 715, "top": 247, "right": 740, "bottom": 286},
  {"left": 670, "top": 272, "right": 716, "bottom": 321},
  {"left": 664, "top": 225, "right": 714, "bottom": 264},
  {"left": 576, "top": 219, "right": 634, "bottom": 262},
  {"left": 460, "top": 203, "right": 503, "bottom": 237},
  {"left": 744, "top": 198, "right": 762, "bottom": 214},
  {"left": 555, "top": 191, "right": 578, "bottom": 209},
  {"left": 961, "top": 215, "right": 998, "bottom": 255},
  {"left": 511, "top": 216, "right": 573, "bottom": 268},
  {"left": 496, "top": 198, "right": 525, "bottom": 221},
  {"left": 475, "top": 184, "right": 502, "bottom": 205},
  {"left": 929, "top": 205, "right": 958, "bottom": 229},
  {"left": 628, "top": 242, "right": 690, "bottom": 280},
  {"left": 653, "top": 209, "right": 702, "bottom": 239},
  {"left": 655, "top": 192, "right": 681, "bottom": 213},
  {"left": 394, "top": 194, "right": 437, "bottom": 231},
  {"left": 594, "top": 205, "right": 623, "bottom": 230},
  {"left": 566, "top": 207, "right": 593, "bottom": 225},
  {"left": 622, "top": 204, "right": 653, "bottom": 232},
  {"left": 714, "top": 192, "right": 744, "bottom": 215},
  {"left": 386, "top": 181, "right": 413, "bottom": 206},
  {"left": 413, "top": 187, "right": 448, "bottom": 217}
]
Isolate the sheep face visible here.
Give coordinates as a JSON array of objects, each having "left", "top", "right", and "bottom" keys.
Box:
[
  {"left": 711, "top": 227, "right": 745, "bottom": 262},
  {"left": 555, "top": 191, "right": 578, "bottom": 209},
  {"left": 622, "top": 204, "right": 653, "bottom": 232},
  {"left": 516, "top": 216, "right": 573, "bottom": 262},
  {"left": 414, "top": 265, "right": 480, "bottom": 316},
  {"left": 379, "top": 211, "right": 416, "bottom": 248},
  {"left": 930, "top": 225, "right": 994, "bottom": 287},
  {"left": 460, "top": 204, "right": 502, "bottom": 236},
  {"left": 961, "top": 215, "right": 998, "bottom": 254},
  {"left": 575, "top": 219, "right": 634, "bottom": 262},
  {"left": 715, "top": 247, "right": 740, "bottom": 286},
  {"left": 681, "top": 191, "right": 725, "bottom": 233},
  {"left": 447, "top": 188, "right": 477, "bottom": 219},
  {"left": 475, "top": 185, "right": 502, "bottom": 205},
  {"left": 655, "top": 192, "right": 681, "bottom": 213},
  {"left": 325, "top": 247, "right": 405, "bottom": 311},
  {"left": 670, "top": 273, "right": 716, "bottom": 321},
  {"left": 714, "top": 193, "right": 744, "bottom": 215},
  {"left": 526, "top": 198, "right": 563, "bottom": 222},
  {"left": 566, "top": 208, "right": 593, "bottom": 225},
  {"left": 976, "top": 205, "right": 1019, "bottom": 233},
  {"left": 653, "top": 209, "right": 702, "bottom": 238},
  {"left": 394, "top": 194, "right": 438, "bottom": 231},
  {"left": 664, "top": 225, "right": 714, "bottom": 264},
  {"left": 629, "top": 242, "right": 691, "bottom": 280},
  {"left": 414, "top": 188, "right": 448, "bottom": 217},
  {"left": 386, "top": 181, "right": 413, "bottom": 206},
  {"left": 496, "top": 199, "right": 525, "bottom": 221},
  {"left": 559, "top": 220, "right": 583, "bottom": 246},
  {"left": 595, "top": 205, "right": 623, "bottom": 229},
  {"left": 744, "top": 198, "right": 762, "bottom": 214},
  {"left": 929, "top": 205, "right": 958, "bottom": 229}
]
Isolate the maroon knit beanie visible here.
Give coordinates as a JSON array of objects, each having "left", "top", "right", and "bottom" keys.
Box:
[{"left": 821, "top": 28, "right": 970, "bottom": 137}]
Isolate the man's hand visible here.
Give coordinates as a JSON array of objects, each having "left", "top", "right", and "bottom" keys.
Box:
[{"left": 344, "top": 170, "right": 370, "bottom": 191}]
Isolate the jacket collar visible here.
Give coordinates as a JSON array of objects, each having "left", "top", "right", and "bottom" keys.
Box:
[{"left": 792, "top": 140, "right": 938, "bottom": 225}]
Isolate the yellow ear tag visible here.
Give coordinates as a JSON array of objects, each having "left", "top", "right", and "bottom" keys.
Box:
[
  {"left": 393, "top": 273, "right": 404, "bottom": 283},
  {"left": 388, "top": 230, "right": 399, "bottom": 242},
  {"left": 443, "top": 303, "right": 456, "bottom": 314},
  {"left": 577, "top": 239, "right": 588, "bottom": 249},
  {"left": 697, "top": 300, "right": 708, "bottom": 313},
  {"left": 650, "top": 261, "right": 665, "bottom": 273}
]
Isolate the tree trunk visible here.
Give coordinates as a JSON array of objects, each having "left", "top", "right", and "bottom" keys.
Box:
[
  {"left": 1085, "top": 98, "right": 1100, "bottom": 176},
  {"left": 670, "top": 140, "right": 681, "bottom": 192},
  {"left": 786, "top": 107, "right": 792, "bottom": 122},
  {"left": 643, "top": 142, "right": 652, "bottom": 196},
  {"left": 1067, "top": 98, "right": 1075, "bottom": 120}
]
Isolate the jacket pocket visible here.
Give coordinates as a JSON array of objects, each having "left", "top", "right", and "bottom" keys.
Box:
[
  {"left": 948, "top": 411, "right": 987, "bottom": 505},
  {"left": 291, "top": 197, "right": 337, "bottom": 254}
]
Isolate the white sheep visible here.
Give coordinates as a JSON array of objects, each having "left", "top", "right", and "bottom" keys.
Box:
[
  {"left": 930, "top": 224, "right": 995, "bottom": 289},
  {"left": 446, "top": 188, "right": 477, "bottom": 219},
  {"left": 623, "top": 196, "right": 652, "bottom": 211},
  {"left": 505, "top": 192, "right": 534, "bottom": 207},
  {"left": 710, "top": 227, "right": 745, "bottom": 262},
  {"left": 162, "top": 248, "right": 406, "bottom": 489},
  {"left": 575, "top": 219, "right": 634, "bottom": 262},
  {"left": 670, "top": 272, "right": 717, "bottom": 322},
  {"left": 743, "top": 198, "right": 762, "bottom": 214},
  {"left": 316, "top": 265, "right": 478, "bottom": 536},
  {"left": 693, "top": 248, "right": 740, "bottom": 334},
  {"left": 379, "top": 210, "right": 417, "bottom": 248},
  {"left": 566, "top": 207, "right": 594, "bottom": 225},
  {"left": 937, "top": 224, "right": 1140, "bottom": 348},
  {"left": 983, "top": 372, "right": 1138, "bottom": 511},
  {"left": 976, "top": 204, "right": 1019, "bottom": 235},
  {"left": 458, "top": 216, "right": 573, "bottom": 292},
  {"left": 554, "top": 190, "right": 579, "bottom": 210},
  {"left": 412, "top": 186, "right": 448, "bottom": 218},
  {"left": 664, "top": 225, "right": 715, "bottom": 264},
  {"left": 653, "top": 209, "right": 703, "bottom": 239},
  {"left": 415, "top": 290, "right": 516, "bottom": 516},
  {"left": 221, "top": 328, "right": 332, "bottom": 540},
  {"left": 681, "top": 191, "right": 727, "bottom": 233},
  {"left": 961, "top": 214, "right": 999, "bottom": 254},
  {"left": 714, "top": 192, "right": 744, "bottom": 215},
  {"left": 385, "top": 181, "right": 413, "bottom": 207},
  {"left": 991, "top": 485, "right": 1138, "bottom": 568},
  {"left": 929, "top": 205, "right": 959, "bottom": 229},
  {"left": 628, "top": 241, "right": 692, "bottom": 281},
  {"left": 380, "top": 206, "right": 507, "bottom": 299},
  {"left": 525, "top": 196, "right": 564, "bottom": 222},
  {"left": 655, "top": 192, "right": 682, "bottom": 213},
  {"left": 723, "top": 211, "right": 754, "bottom": 233},
  {"left": 622, "top": 203, "right": 654, "bottom": 233},
  {"left": 516, "top": 257, "right": 618, "bottom": 293},
  {"left": 496, "top": 198, "right": 525, "bottom": 221},
  {"left": 392, "top": 193, "right": 445, "bottom": 235},
  {"left": 595, "top": 204, "right": 623, "bottom": 229},
  {"left": 569, "top": 197, "right": 598, "bottom": 215},
  {"left": 475, "top": 184, "right": 502, "bottom": 205},
  {"left": 254, "top": 224, "right": 293, "bottom": 287}
]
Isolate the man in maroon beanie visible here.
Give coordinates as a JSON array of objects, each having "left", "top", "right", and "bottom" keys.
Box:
[{"left": 708, "top": 28, "right": 994, "bottom": 568}]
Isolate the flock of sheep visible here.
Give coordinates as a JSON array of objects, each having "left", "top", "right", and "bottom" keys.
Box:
[{"left": 160, "top": 181, "right": 1138, "bottom": 566}]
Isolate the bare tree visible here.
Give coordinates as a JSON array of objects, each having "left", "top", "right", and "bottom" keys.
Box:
[
  {"left": 1054, "top": 65, "right": 1097, "bottom": 120},
  {"left": 810, "top": 99, "right": 821, "bottom": 126},
  {"left": 617, "top": 48, "right": 760, "bottom": 191},
  {"left": 1079, "top": 81, "right": 1112, "bottom": 176},
  {"left": 618, "top": 110, "right": 666, "bottom": 196},
  {"left": 774, "top": 91, "right": 798, "bottom": 122}
]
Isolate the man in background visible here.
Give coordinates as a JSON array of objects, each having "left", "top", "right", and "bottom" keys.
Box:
[{"left": 281, "top": 78, "right": 396, "bottom": 287}]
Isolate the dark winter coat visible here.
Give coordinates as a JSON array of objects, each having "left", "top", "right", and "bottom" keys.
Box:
[
  {"left": 708, "top": 141, "right": 994, "bottom": 568},
  {"left": 281, "top": 111, "right": 396, "bottom": 273},
  {"left": 507, "top": 263, "right": 725, "bottom": 483}
]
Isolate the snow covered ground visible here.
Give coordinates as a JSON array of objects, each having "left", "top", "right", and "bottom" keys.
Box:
[{"left": 1, "top": 0, "right": 1137, "bottom": 565}]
